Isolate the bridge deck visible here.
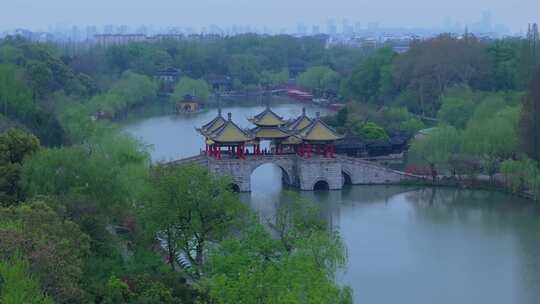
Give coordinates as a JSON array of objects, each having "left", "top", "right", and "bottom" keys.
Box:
[{"left": 168, "top": 153, "right": 424, "bottom": 191}]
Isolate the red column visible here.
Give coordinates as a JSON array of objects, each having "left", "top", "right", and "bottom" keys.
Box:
[{"left": 331, "top": 144, "right": 335, "bottom": 158}]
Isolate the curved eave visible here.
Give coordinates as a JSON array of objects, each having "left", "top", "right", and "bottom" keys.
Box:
[{"left": 250, "top": 127, "right": 291, "bottom": 139}]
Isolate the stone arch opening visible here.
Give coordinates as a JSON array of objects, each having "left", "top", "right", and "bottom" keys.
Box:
[
  {"left": 342, "top": 171, "right": 352, "bottom": 186},
  {"left": 229, "top": 183, "right": 240, "bottom": 193},
  {"left": 313, "top": 180, "right": 330, "bottom": 191},
  {"left": 250, "top": 162, "right": 291, "bottom": 193}
]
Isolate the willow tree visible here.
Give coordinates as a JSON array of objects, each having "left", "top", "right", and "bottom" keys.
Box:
[
  {"left": 206, "top": 194, "right": 351, "bottom": 304},
  {"left": 140, "top": 164, "right": 246, "bottom": 277}
]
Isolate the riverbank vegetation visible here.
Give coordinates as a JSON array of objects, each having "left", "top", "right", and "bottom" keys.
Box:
[
  {"left": 408, "top": 68, "right": 540, "bottom": 201},
  {"left": 0, "top": 128, "right": 351, "bottom": 302},
  {"left": 2, "top": 25, "right": 540, "bottom": 302}
]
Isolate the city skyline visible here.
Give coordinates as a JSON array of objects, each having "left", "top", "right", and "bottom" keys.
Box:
[{"left": 1, "top": 0, "right": 537, "bottom": 34}]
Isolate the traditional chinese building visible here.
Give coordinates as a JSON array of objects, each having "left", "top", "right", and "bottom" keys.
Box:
[
  {"left": 198, "top": 112, "right": 253, "bottom": 160},
  {"left": 248, "top": 107, "right": 291, "bottom": 155},
  {"left": 176, "top": 94, "right": 203, "bottom": 114},
  {"left": 198, "top": 107, "right": 343, "bottom": 160},
  {"left": 294, "top": 112, "right": 343, "bottom": 158}
]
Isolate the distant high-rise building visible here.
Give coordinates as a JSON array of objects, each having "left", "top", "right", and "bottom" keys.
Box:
[
  {"left": 136, "top": 25, "right": 149, "bottom": 36},
  {"left": 85, "top": 25, "right": 97, "bottom": 41},
  {"left": 327, "top": 19, "right": 337, "bottom": 36},
  {"left": 342, "top": 19, "right": 353, "bottom": 36},
  {"left": 354, "top": 22, "right": 362, "bottom": 34},
  {"left": 118, "top": 24, "right": 129, "bottom": 34},
  {"left": 104, "top": 24, "right": 114, "bottom": 34},
  {"left": 312, "top": 25, "right": 320, "bottom": 35},
  {"left": 71, "top": 25, "right": 81, "bottom": 42}
]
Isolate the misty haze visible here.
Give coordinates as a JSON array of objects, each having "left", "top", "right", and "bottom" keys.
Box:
[{"left": 1, "top": 1, "right": 540, "bottom": 304}]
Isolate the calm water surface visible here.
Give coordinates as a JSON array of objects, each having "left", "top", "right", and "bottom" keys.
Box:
[{"left": 124, "top": 103, "right": 540, "bottom": 304}]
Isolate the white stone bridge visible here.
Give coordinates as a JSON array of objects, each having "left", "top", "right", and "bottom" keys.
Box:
[{"left": 170, "top": 154, "right": 423, "bottom": 192}]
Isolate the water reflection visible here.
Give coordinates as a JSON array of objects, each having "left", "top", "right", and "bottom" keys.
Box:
[
  {"left": 123, "top": 103, "right": 331, "bottom": 162},
  {"left": 245, "top": 185, "right": 540, "bottom": 304},
  {"left": 124, "top": 103, "right": 540, "bottom": 304}
]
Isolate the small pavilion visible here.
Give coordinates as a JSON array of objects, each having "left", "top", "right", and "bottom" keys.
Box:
[
  {"left": 248, "top": 106, "right": 291, "bottom": 155},
  {"left": 197, "top": 111, "right": 253, "bottom": 160},
  {"left": 294, "top": 112, "right": 343, "bottom": 158}
]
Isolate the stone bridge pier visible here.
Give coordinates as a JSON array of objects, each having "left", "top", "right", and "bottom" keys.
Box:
[{"left": 172, "top": 154, "right": 422, "bottom": 192}]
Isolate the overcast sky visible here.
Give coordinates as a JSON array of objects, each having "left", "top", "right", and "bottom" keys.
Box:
[{"left": 1, "top": 0, "right": 538, "bottom": 33}]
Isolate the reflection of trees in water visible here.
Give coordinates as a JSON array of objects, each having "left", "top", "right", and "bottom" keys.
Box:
[
  {"left": 406, "top": 188, "right": 537, "bottom": 221},
  {"left": 406, "top": 186, "right": 540, "bottom": 302},
  {"left": 405, "top": 187, "right": 538, "bottom": 228}
]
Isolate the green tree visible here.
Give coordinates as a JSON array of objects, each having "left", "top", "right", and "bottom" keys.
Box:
[
  {"left": 20, "top": 131, "right": 149, "bottom": 245},
  {"left": 374, "top": 106, "right": 425, "bottom": 136},
  {"left": 298, "top": 66, "right": 338, "bottom": 95},
  {"left": 0, "top": 128, "right": 40, "bottom": 206},
  {"left": 25, "top": 60, "right": 54, "bottom": 99},
  {"left": 206, "top": 195, "right": 351, "bottom": 304},
  {"left": 463, "top": 106, "right": 520, "bottom": 178},
  {"left": 353, "top": 121, "right": 389, "bottom": 140},
  {"left": 500, "top": 157, "right": 539, "bottom": 193},
  {"left": 140, "top": 164, "right": 246, "bottom": 277},
  {"left": 259, "top": 69, "right": 289, "bottom": 87},
  {"left": 520, "top": 65, "right": 540, "bottom": 163},
  {"left": 228, "top": 54, "right": 262, "bottom": 85},
  {"left": 410, "top": 126, "right": 462, "bottom": 180},
  {"left": 88, "top": 71, "right": 157, "bottom": 116},
  {"left": 0, "top": 64, "right": 34, "bottom": 119},
  {"left": 392, "top": 34, "right": 491, "bottom": 115},
  {"left": 0, "top": 255, "right": 53, "bottom": 304},
  {"left": 170, "top": 77, "right": 210, "bottom": 103},
  {"left": 437, "top": 91, "right": 476, "bottom": 129},
  {"left": 344, "top": 47, "right": 395, "bottom": 103},
  {"left": 0, "top": 201, "right": 90, "bottom": 303}
]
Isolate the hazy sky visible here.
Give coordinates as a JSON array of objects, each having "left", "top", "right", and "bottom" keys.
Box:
[{"left": 1, "top": 0, "right": 538, "bottom": 33}]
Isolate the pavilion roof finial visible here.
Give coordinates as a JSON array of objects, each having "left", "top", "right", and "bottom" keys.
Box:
[
  {"left": 227, "top": 112, "right": 232, "bottom": 121},
  {"left": 302, "top": 107, "right": 306, "bottom": 115},
  {"left": 316, "top": 111, "right": 320, "bottom": 119}
]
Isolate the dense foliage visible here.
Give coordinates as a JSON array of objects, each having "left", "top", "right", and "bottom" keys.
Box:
[{"left": 2, "top": 24, "right": 540, "bottom": 303}]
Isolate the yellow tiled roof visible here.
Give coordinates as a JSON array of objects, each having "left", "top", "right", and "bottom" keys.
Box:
[
  {"left": 251, "top": 126, "right": 291, "bottom": 139},
  {"left": 200, "top": 111, "right": 227, "bottom": 134},
  {"left": 207, "top": 113, "right": 253, "bottom": 143},
  {"left": 249, "top": 108, "right": 286, "bottom": 126},
  {"left": 282, "top": 135, "right": 303, "bottom": 145},
  {"left": 299, "top": 116, "right": 342, "bottom": 142},
  {"left": 288, "top": 116, "right": 313, "bottom": 131}
]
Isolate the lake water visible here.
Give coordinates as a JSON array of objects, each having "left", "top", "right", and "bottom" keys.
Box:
[{"left": 124, "top": 102, "right": 540, "bottom": 304}]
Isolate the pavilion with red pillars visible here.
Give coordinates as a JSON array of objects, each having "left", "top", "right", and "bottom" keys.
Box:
[
  {"left": 197, "top": 111, "right": 254, "bottom": 160},
  {"left": 198, "top": 107, "right": 343, "bottom": 160},
  {"left": 248, "top": 105, "right": 291, "bottom": 155},
  {"left": 291, "top": 111, "right": 343, "bottom": 158}
]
